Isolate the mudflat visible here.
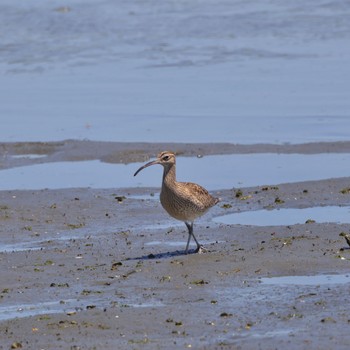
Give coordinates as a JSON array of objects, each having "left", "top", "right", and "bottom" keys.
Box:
[{"left": 0, "top": 141, "right": 350, "bottom": 349}]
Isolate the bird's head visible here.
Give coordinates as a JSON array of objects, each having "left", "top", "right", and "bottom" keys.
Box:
[{"left": 134, "top": 151, "right": 176, "bottom": 176}]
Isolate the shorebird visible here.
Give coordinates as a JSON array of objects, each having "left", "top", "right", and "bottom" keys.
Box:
[{"left": 134, "top": 151, "right": 220, "bottom": 253}]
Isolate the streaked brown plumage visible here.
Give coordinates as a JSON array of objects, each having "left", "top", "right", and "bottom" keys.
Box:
[{"left": 134, "top": 151, "right": 220, "bottom": 253}]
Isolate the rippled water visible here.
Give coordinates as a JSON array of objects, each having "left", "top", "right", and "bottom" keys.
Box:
[{"left": 0, "top": 0, "right": 349, "bottom": 143}]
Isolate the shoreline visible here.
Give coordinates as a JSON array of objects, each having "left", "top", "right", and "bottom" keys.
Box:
[{"left": 2, "top": 140, "right": 350, "bottom": 171}]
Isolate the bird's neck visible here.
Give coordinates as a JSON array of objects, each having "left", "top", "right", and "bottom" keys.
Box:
[{"left": 162, "top": 164, "right": 176, "bottom": 188}]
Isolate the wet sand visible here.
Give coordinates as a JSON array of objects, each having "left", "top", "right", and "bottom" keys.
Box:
[{"left": 1, "top": 141, "right": 350, "bottom": 349}]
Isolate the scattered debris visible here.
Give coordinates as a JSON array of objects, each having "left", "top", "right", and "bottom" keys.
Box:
[
  {"left": 115, "top": 196, "right": 126, "bottom": 203},
  {"left": 262, "top": 186, "right": 279, "bottom": 191},
  {"left": 235, "top": 189, "right": 243, "bottom": 198},
  {"left": 321, "top": 317, "right": 336, "bottom": 323},
  {"left": 190, "top": 279, "right": 208, "bottom": 285},
  {"left": 274, "top": 197, "right": 285, "bottom": 204}
]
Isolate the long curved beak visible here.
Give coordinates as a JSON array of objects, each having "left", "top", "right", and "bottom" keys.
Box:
[{"left": 134, "top": 159, "right": 160, "bottom": 177}]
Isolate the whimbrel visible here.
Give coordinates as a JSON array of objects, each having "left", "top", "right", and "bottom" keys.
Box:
[{"left": 134, "top": 151, "right": 220, "bottom": 253}]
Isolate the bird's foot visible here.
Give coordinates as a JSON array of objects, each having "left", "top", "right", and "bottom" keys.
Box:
[{"left": 195, "top": 245, "right": 208, "bottom": 254}]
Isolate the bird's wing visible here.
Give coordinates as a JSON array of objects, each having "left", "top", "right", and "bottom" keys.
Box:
[{"left": 179, "top": 182, "right": 215, "bottom": 209}]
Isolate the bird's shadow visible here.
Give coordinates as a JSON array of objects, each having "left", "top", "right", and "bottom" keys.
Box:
[{"left": 126, "top": 249, "right": 198, "bottom": 261}]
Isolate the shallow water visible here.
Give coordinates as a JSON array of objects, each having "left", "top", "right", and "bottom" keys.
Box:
[
  {"left": 214, "top": 206, "right": 350, "bottom": 226},
  {"left": 0, "top": 300, "right": 71, "bottom": 321},
  {"left": 10, "top": 154, "right": 48, "bottom": 160},
  {"left": 0, "top": 242, "right": 44, "bottom": 253},
  {"left": 0, "top": 233, "right": 84, "bottom": 253},
  {"left": 0, "top": 297, "right": 165, "bottom": 322},
  {"left": 1, "top": 0, "right": 350, "bottom": 144},
  {"left": 1, "top": 153, "right": 350, "bottom": 190},
  {"left": 128, "top": 194, "right": 159, "bottom": 200},
  {"left": 145, "top": 239, "right": 224, "bottom": 247}
]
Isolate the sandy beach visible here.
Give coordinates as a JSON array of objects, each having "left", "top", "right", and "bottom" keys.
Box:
[{"left": 1, "top": 141, "right": 350, "bottom": 349}]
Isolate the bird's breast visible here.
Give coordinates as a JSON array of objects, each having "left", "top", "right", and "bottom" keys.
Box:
[{"left": 160, "top": 183, "right": 210, "bottom": 222}]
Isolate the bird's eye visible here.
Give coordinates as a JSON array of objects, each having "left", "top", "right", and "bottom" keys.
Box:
[{"left": 163, "top": 155, "right": 169, "bottom": 161}]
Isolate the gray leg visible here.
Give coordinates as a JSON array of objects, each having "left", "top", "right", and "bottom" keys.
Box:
[
  {"left": 185, "top": 222, "right": 201, "bottom": 253},
  {"left": 191, "top": 232, "right": 201, "bottom": 251},
  {"left": 185, "top": 222, "right": 193, "bottom": 253}
]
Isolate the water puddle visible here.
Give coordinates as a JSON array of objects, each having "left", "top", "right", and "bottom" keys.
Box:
[
  {"left": 128, "top": 301, "right": 165, "bottom": 308},
  {"left": 0, "top": 233, "right": 87, "bottom": 253},
  {"left": 0, "top": 297, "right": 165, "bottom": 321},
  {"left": 0, "top": 153, "right": 350, "bottom": 190},
  {"left": 250, "top": 329, "right": 294, "bottom": 338},
  {"left": 0, "top": 299, "right": 82, "bottom": 321},
  {"left": 10, "top": 154, "right": 48, "bottom": 159},
  {"left": 145, "top": 239, "right": 224, "bottom": 247},
  {"left": 143, "top": 222, "right": 184, "bottom": 230},
  {"left": 0, "top": 298, "right": 103, "bottom": 321},
  {"left": 261, "top": 273, "right": 350, "bottom": 286},
  {"left": 0, "top": 242, "right": 44, "bottom": 253},
  {"left": 214, "top": 206, "right": 350, "bottom": 226},
  {"left": 145, "top": 240, "right": 189, "bottom": 247},
  {"left": 128, "top": 193, "right": 159, "bottom": 200}
]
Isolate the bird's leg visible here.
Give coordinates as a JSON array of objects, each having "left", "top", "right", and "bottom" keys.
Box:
[
  {"left": 185, "top": 222, "right": 205, "bottom": 254},
  {"left": 191, "top": 232, "right": 201, "bottom": 252},
  {"left": 185, "top": 222, "right": 192, "bottom": 254}
]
